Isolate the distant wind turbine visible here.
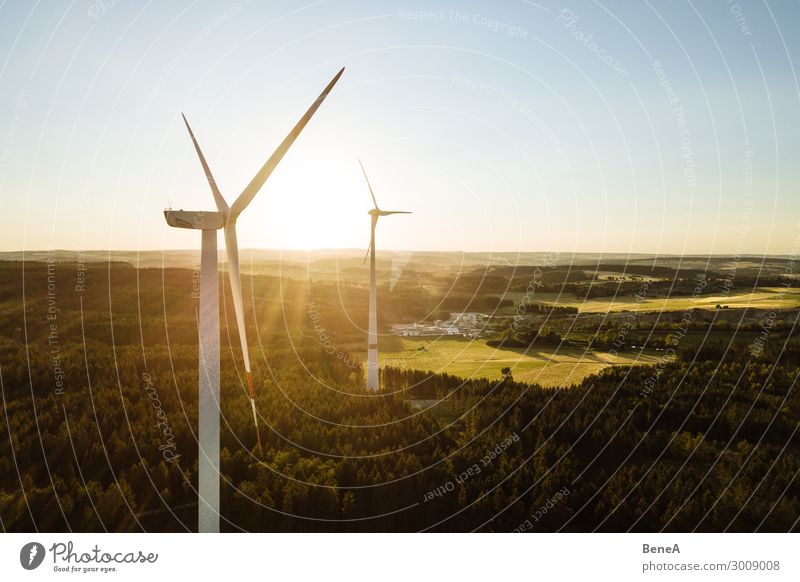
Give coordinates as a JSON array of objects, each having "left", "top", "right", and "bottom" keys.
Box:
[
  {"left": 164, "top": 67, "right": 344, "bottom": 532},
  {"left": 359, "top": 160, "right": 411, "bottom": 392}
]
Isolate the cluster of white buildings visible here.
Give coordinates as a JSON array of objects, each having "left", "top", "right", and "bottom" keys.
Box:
[{"left": 391, "top": 312, "right": 488, "bottom": 339}]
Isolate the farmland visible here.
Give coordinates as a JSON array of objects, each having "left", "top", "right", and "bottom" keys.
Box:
[
  {"left": 372, "top": 337, "right": 662, "bottom": 387},
  {"left": 500, "top": 286, "right": 800, "bottom": 313}
]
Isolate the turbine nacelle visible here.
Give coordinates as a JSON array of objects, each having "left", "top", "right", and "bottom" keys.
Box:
[
  {"left": 164, "top": 209, "right": 226, "bottom": 230},
  {"left": 368, "top": 209, "right": 412, "bottom": 217}
]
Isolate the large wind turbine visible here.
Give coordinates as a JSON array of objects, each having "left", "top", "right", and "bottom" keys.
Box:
[
  {"left": 164, "top": 68, "right": 344, "bottom": 532},
  {"left": 359, "top": 161, "right": 411, "bottom": 392}
]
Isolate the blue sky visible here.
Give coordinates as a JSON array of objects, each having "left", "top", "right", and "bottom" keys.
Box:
[{"left": 0, "top": 0, "right": 798, "bottom": 254}]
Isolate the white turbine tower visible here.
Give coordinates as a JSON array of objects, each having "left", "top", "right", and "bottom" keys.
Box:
[
  {"left": 164, "top": 68, "right": 344, "bottom": 532},
  {"left": 359, "top": 161, "right": 411, "bottom": 392}
]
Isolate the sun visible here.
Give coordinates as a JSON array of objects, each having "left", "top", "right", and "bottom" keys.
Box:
[{"left": 234, "top": 153, "right": 368, "bottom": 251}]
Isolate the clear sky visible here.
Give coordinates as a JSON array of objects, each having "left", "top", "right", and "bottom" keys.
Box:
[{"left": 0, "top": 0, "right": 798, "bottom": 255}]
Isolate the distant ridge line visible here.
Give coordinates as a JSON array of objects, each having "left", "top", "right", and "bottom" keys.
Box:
[{"left": 0, "top": 249, "right": 791, "bottom": 270}]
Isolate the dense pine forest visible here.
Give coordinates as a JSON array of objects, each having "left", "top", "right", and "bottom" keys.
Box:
[{"left": 1, "top": 260, "right": 798, "bottom": 532}]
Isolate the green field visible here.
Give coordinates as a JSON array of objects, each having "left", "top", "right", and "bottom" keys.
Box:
[
  {"left": 360, "top": 286, "right": 800, "bottom": 388},
  {"left": 370, "top": 337, "right": 661, "bottom": 388},
  {"left": 503, "top": 286, "right": 800, "bottom": 313}
]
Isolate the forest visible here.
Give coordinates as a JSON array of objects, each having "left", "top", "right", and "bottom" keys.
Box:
[{"left": 0, "top": 260, "right": 798, "bottom": 532}]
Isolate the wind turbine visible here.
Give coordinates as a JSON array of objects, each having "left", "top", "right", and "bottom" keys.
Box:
[
  {"left": 164, "top": 67, "right": 344, "bottom": 532},
  {"left": 359, "top": 160, "right": 411, "bottom": 392}
]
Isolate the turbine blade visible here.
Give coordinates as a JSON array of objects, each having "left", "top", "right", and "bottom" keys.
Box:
[
  {"left": 250, "top": 398, "right": 262, "bottom": 454},
  {"left": 359, "top": 160, "right": 379, "bottom": 209},
  {"left": 223, "top": 226, "right": 261, "bottom": 450},
  {"left": 362, "top": 239, "right": 372, "bottom": 265},
  {"left": 382, "top": 211, "right": 412, "bottom": 215},
  {"left": 223, "top": 227, "right": 250, "bottom": 374},
  {"left": 230, "top": 67, "right": 345, "bottom": 219},
  {"left": 363, "top": 216, "right": 377, "bottom": 264},
  {"left": 182, "top": 113, "right": 229, "bottom": 213}
]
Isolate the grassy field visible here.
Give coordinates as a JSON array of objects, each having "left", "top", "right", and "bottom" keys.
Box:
[
  {"left": 371, "top": 337, "right": 661, "bottom": 388},
  {"left": 501, "top": 286, "right": 800, "bottom": 313}
]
